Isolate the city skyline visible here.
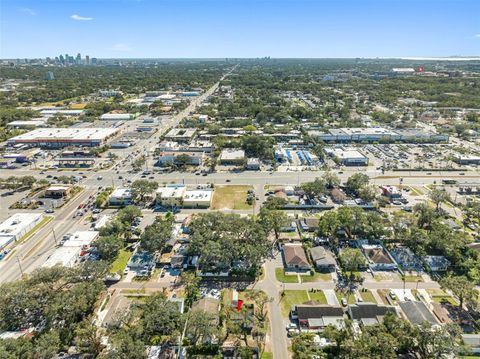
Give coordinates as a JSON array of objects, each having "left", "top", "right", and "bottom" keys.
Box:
[{"left": 1, "top": 0, "right": 479, "bottom": 59}]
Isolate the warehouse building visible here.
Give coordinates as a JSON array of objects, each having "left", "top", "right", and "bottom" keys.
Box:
[
  {"left": 7, "top": 128, "right": 119, "bottom": 148},
  {"left": 0, "top": 213, "right": 44, "bottom": 250},
  {"left": 309, "top": 127, "right": 448, "bottom": 143},
  {"left": 40, "top": 109, "right": 84, "bottom": 116},
  {"left": 164, "top": 128, "right": 197, "bottom": 143},
  {"left": 454, "top": 155, "right": 480, "bottom": 165},
  {"left": 324, "top": 147, "right": 369, "bottom": 166},
  {"left": 7, "top": 120, "right": 47, "bottom": 128},
  {"left": 100, "top": 113, "right": 134, "bottom": 121}
]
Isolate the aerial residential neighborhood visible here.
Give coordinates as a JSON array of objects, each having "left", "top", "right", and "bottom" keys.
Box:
[{"left": 1, "top": 0, "right": 480, "bottom": 358}]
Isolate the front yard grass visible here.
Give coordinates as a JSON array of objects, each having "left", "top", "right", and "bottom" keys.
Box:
[
  {"left": 275, "top": 268, "right": 299, "bottom": 283},
  {"left": 360, "top": 290, "right": 377, "bottom": 303},
  {"left": 404, "top": 275, "right": 424, "bottom": 283},
  {"left": 279, "top": 290, "right": 309, "bottom": 317},
  {"left": 309, "top": 290, "right": 328, "bottom": 304},
  {"left": 110, "top": 249, "right": 133, "bottom": 275},
  {"left": 335, "top": 290, "right": 356, "bottom": 305},
  {"left": 301, "top": 271, "right": 332, "bottom": 283},
  {"left": 211, "top": 185, "right": 254, "bottom": 210}
]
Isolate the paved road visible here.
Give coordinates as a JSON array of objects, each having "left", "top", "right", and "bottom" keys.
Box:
[{"left": 0, "top": 67, "right": 237, "bottom": 284}]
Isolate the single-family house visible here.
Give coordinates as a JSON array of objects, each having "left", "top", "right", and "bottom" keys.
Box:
[
  {"left": 298, "top": 217, "right": 320, "bottom": 232},
  {"left": 347, "top": 303, "right": 397, "bottom": 326},
  {"left": 362, "top": 244, "right": 397, "bottom": 271},
  {"left": 291, "top": 305, "right": 345, "bottom": 331},
  {"left": 390, "top": 247, "right": 423, "bottom": 272},
  {"left": 423, "top": 255, "right": 450, "bottom": 272},
  {"left": 310, "top": 246, "right": 336, "bottom": 272},
  {"left": 283, "top": 244, "right": 310, "bottom": 271}
]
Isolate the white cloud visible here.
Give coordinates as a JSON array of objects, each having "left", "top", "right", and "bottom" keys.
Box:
[
  {"left": 19, "top": 7, "right": 36, "bottom": 16},
  {"left": 110, "top": 43, "right": 133, "bottom": 52},
  {"left": 475, "top": 34, "right": 480, "bottom": 38},
  {"left": 71, "top": 14, "right": 93, "bottom": 21}
]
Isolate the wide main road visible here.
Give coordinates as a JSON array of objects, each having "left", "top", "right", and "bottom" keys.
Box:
[{"left": 0, "top": 66, "right": 237, "bottom": 283}]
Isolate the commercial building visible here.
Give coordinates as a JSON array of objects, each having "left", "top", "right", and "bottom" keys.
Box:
[
  {"left": 309, "top": 127, "right": 448, "bottom": 143},
  {"left": 40, "top": 109, "right": 84, "bottom": 116},
  {"left": 109, "top": 188, "right": 133, "bottom": 206},
  {"left": 44, "top": 185, "right": 72, "bottom": 198},
  {"left": 164, "top": 128, "right": 196, "bottom": 143},
  {"left": 43, "top": 231, "right": 98, "bottom": 268},
  {"left": 219, "top": 149, "right": 245, "bottom": 165},
  {"left": 156, "top": 186, "right": 186, "bottom": 207},
  {"left": 324, "top": 147, "right": 369, "bottom": 166},
  {"left": 7, "top": 128, "right": 119, "bottom": 148},
  {"left": 246, "top": 158, "right": 260, "bottom": 170},
  {"left": 182, "top": 189, "right": 213, "bottom": 208},
  {"left": 155, "top": 151, "right": 203, "bottom": 167},
  {"left": 454, "top": 155, "right": 480, "bottom": 165},
  {"left": 100, "top": 113, "right": 134, "bottom": 121},
  {"left": 0, "top": 213, "right": 44, "bottom": 250},
  {"left": 7, "top": 120, "right": 47, "bottom": 128}
]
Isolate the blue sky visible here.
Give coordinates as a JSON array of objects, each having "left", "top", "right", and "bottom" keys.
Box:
[{"left": 1, "top": 0, "right": 479, "bottom": 58}]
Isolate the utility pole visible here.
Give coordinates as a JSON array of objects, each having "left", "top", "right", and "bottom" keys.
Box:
[
  {"left": 52, "top": 228, "right": 57, "bottom": 245},
  {"left": 16, "top": 256, "right": 24, "bottom": 276}
]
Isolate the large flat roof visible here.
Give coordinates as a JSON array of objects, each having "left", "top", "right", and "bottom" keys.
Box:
[
  {"left": 8, "top": 128, "right": 119, "bottom": 142},
  {"left": 0, "top": 213, "right": 43, "bottom": 239}
]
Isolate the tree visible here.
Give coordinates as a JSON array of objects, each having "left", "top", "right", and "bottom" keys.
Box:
[
  {"left": 182, "top": 271, "right": 201, "bottom": 308},
  {"left": 131, "top": 180, "right": 158, "bottom": 203},
  {"left": 358, "top": 185, "right": 378, "bottom": 202},
  {"left": 174, "top": 153, "right": 193, "bottom": 167},
  {"left": 321, "top": 171, "right": 340, "bottom": 189},
  {"left": 259, "top": 207, "right": 287, "bottom": 240},
  {"left": 317, "top": 211, "right": 340, "bottom": 244},
  {"left": 140, "top": 216, "right": 173, "bottom": 253},
  {"left": 415, "top": 322, "right": 466, "bottom": 359},
  {"left": 132, "top": 156, "right": 146, "bottom": 171},
  {"left": 291, "top": 332, "right": 325, "bottom": 359},
  {"left": 187, "top": 213, "right": 270, "bottom": 276},
  {"left": 33, "top": 331, "right": 61, "bottom": 359},
  {"left": 339, "top": 248, "right": 366, "bottom": 278},
  {"left": 413, "top": 202, "right": 437, "bottom": 230},
  {"left": 74, "top": 317, "right": 104, "bottom": 357},
  {"left": 95, "top": 235, "right": 124, "bottom": 262},
  {"left": 429, "top": 187, "right": 451, "bottom": 211},
  {"left": 346, "top": 173, "right": 370, "bottom": 194},
  {"left": 116, "top": 205, "right": 142, "bottom": 225},
  {"left": 186, "top": 309, "right": 219, "bottom": 346},
  {"left": 301, "top": 178, "right": 326, "bottom": 197},
  {"left": 142, "top": 293, "right": 183, "bottom": 344},
  {"left": 262, "top": 196, "right": 287, "bottom": 210},
  {"left": 441, "top": 275, "right": 478, "bottom": 308},
  {"left": 107, "top": 326, "right": 146, "bottom": 359}
]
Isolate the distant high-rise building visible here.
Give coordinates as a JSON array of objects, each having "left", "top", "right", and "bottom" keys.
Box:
[
  {"left": 91, "top": 58, "right": 97, "bottom": 65},
  {"left": 76, "top": 53, "right": 81, "bottom": 64},
  {"left": 59, "top": 54, "right": 65, "bottom": 64},
  {"left": 85, "top": 55, "right": 90, "bottom": 65},
  {"left": 46, "top": 71, "right": 55, "bottom": 81}
]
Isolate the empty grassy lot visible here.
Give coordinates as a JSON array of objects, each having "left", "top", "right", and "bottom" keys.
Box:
[
  {"left": 279, "top": 290, "right": 309, "bottom": 316},
  {"left": 110, "top": 249, "right": 133, "bottom": 275},
  {"left": 360, "top": 290, "right": 377, "bottom": 303},
  {"left": 211, "top": 185, "right": 254, "bottom": 210}
]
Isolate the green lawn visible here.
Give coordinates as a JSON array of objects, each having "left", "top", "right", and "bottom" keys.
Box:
[
  {"left": 404, "top": 276, "right": 423, "bottom": 283},
  {"left": 110, "top": 249, "right": 133, "bottom": 275},
  {"left": 275, "top": 268, "right": 299, "bottom": 283},
  {"left": 431, "top": 295, "right": 458, "bottom": 306},
  {"left": 211, "top": 185, "right": 254, "bottom": 210},
  {"left": 335, "top": 291, "right": 356, "bottom": 305},
  {"left": 279, "top": 290, "right": 309, "bottom": 317},
  {"left": 301, "top": 272, "right": 332, "bottom": 283},
  {"left": 309, "top": 291, "right": 328, "bottom": 304},
  {"left": 360, "top": 290, "right": 377, "bottom": 303},
  {"left": 261, "top": 353, "right": 273, "bottom": 359}
]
